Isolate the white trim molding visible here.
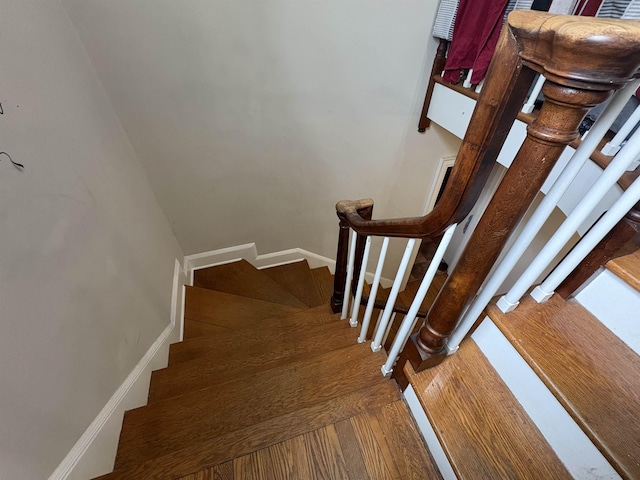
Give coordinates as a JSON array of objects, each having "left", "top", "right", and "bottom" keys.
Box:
[
  {"left": 49, "top": 258, "right": 187, "bottom": 480},
  {"left": 184, "top": 243, "right": 393, "bottom": 287}
]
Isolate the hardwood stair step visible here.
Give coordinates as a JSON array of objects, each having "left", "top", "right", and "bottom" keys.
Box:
[
  {"left": 114, "top": 343, "right": 388, "bottom": 470},
  {"left": 193, "top": 259, "right": 308, "bottom": 308},
  {"left": 180, "top": 399, "right": 442, "bottom": 480},
  {"left": 183, "top": 286, "right": 301, "bottom": 334},
  {"left": 95, "top": 381, "right": 400, "bottom": 480},
  {"left": 261, "top": 260, "right": 325, "bottom": 307},
  {"left": 311, "top": 266, "right": 334, "bottom": 303},
  {"left": 607, "top": 248, "right": 640, "bottom": 292},
  {"left": 151, "top": 321, "right": 360, "bottom": 402},
  {"left": 406, "top": 339, "right": 572, "bottom": 480},
  {"left": 487, "top": 294, "right": 640, "bottom": 479},
  {"left": 173, "top": 305, "right": 342, "bottom": 365}
]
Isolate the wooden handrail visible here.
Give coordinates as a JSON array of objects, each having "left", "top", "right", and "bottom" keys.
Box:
[
  {"left": 400, "top": 12, "right": 640, "bottom": 371},
  {"left": 333, "top": 12, "right": 640, "bottom": 372}
]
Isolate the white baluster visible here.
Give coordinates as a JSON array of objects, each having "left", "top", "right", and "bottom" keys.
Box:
[
  {"left": 350, "top": 236, "right": 372, "bottom": 327},
  {"left": 601, "top": 103, "right": 640, "bottom": 156},
  {"left": 341, "top": 230, "right": 357, "bottom": 320},
  {"left": 358, "top": 237, "right": 389, "bottom": 343},
  {"left": 522, "top": 74, "right": 545, "bottom": 114},
  {"left": 371, "top": 238, "right": 418, "bottom": 352},
  {"left": 498, "top": 124, "right": 640, "bottom": 313},
  {"left": 532, "top": 174, "right": 640, "bottom": 302},
  {"left": 447, "top": 80, "right": 639, "bottom": 351},
  {"left": 463, "top": 69, "right": 473, "bottom": 89},
  {"left": 381, "top": 224, "right": 457, "bottom": 376}
]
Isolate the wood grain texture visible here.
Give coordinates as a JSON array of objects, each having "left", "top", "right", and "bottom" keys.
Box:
[
  {"left": 150, "top": 321, "right": 359, "bottom": 403},
  {"left": 194, "top": 259, "right": 307, "bottom": 308},
  {"left": 97, "top": 382, "right": 400, "bottom": 480},
  {"left": 409, "top": 339, "right": 572, "bottom": 480},
  {"left": 169, "top": 305, "right": 342, "bottom": 365},
  {"left": 115, "top": 344, "right": 388, "bottom": 469},
  {"left": 261, "top": 260, "right": 325, "bottom": 307},
  {"left": 177, "top": 462, "right": 233, "bottom": 480},
  {"left": 334, "top": 419, "right": 371, "bottom": 479},
  {"left": 311, "top": 266, "right": 335, "bottom": 303},
  {"left": 184, "top": 286, "right": 301, "bottom": 330},
  {"left": 304, "top": 425, "right": 350, "bottom": 479},
  {"left": 607, "top": 248, "right": 640, "bottom": 292},
  {"left": 488, "top": 295, "right": 640, "bottom": 478}
]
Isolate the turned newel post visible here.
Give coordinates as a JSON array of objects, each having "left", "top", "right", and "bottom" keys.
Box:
[
  {"left": 401, "top": 11, "right": 640, "bottom": 372},
  {"left": 331, "top": 199, "right": 374, "bottom": 313}
]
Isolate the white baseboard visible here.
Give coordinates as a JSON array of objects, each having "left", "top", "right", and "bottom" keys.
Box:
[
  {"left": 184, "top": 243, "right": 393, "bottom": 288},
  {"left": 49, "top": 258, "right": 187, "bottom": 480}
]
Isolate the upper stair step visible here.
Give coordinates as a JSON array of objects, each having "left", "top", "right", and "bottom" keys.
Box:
[
  {"left": 193, "top": 259, "right": 307, "bottom": 308},
  {"left": 183, "top": 285, "right": 301, "bottom": 335},
  {"left": 311, "top": 266, "right": 334, "bottom": 303},
  {"left": 486, "top": 294, "right": 640, "bottom": 479},
  {"left": 406, "top": 339, "right": 573, "bottom": 479},
  {"left": 261, "top": 260, "right": 325, "bottom": 307},
  {"left": 114, "top": 342, "right": 388, "bottom": 470},
  {"left": 152, "top": 319, "right": 358, "bottom": 402},
  {"left": 607, "top": 248, "right": 640, "bottom": 292},
  {"left": 176, "top": 304, "right": 340, "bottom": 365}
]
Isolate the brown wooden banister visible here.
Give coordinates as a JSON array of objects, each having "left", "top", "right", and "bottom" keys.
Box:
[{"left": 332, "top": 12, "right": 640, "bottom": 374}]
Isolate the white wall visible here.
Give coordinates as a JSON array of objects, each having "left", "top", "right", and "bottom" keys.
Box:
[
  {"left": 0, "top": 2, "right": 183, "bottom": 478},
  {"left": 61, "top": 0, "right": 461, "bottom": 266}
]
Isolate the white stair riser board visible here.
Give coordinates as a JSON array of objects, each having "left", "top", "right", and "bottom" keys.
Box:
[
  {"left": 473, "top": 318, "right": 620, "bottom": 480},
  {"left": 404, "top": 385, "right": 458, "bottom": 480},
  {"left": 575, "top": 269, "right": 640, "bottom": 356}
]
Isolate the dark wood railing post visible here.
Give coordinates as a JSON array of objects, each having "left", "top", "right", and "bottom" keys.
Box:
[
  {"left": 399, "top": 12, "right": 640, "bottom": 372},
  {"left": 331, "top": 200, "right": 374, "bottom": 314},
  {"left": 557, "top": 202, "right": 640, "bottom": 298},
  {"left": 418, "top": 39, "right": 448, "bottom": 132},
  {"left": 330, "top": 219, "right": 351, "bottom": 313}
]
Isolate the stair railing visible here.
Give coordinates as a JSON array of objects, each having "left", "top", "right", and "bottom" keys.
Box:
[{"left": 331, "top": 11, "right": 640, "bottom": 379}]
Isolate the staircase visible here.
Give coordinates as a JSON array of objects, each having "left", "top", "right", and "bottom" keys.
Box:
[
  {"left": 95, "top": 259, "right": 441, "bottom": 479},
  {"left": 403, "top": 249, "right": 640, "bottom": 479}
]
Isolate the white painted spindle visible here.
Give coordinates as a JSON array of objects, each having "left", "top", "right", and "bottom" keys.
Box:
[
  {"left": 341, "top": 230, "right": 357, "bottom": 320},
  {"left": 601, "top": 103, "right": 640, "bottom": 156},
  {"left": 358, "top": 237, "right": 389, "bottom": 343},
  {"left": 381, "top": 224, "right": 457, "bottom": 376},
  {"left": 522, "top": 74, "right": 545, "bottom": 114},
  {"left": 350, "top": 236, "right": 372, "bottom": 327},
  {"left": 371, "top": 238, "right": 418, "bottom": 352},
  {"left": 498, "top": 125, "right": 640, "bottom": 313},
  {"left": 531, "top": 175, "right": 640, "bottom": 302},
  {"left": 447, "top": 81, "right": 638, "bottom": 350}
]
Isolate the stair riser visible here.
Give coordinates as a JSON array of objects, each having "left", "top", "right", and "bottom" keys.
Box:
[{"left": 575, "top": 269, "right": 640, "bottom": 355}]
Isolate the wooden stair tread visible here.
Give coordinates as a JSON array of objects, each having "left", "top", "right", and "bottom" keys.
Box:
[
  {"left": 311, "top": 266, "right": 334, "bottom": 302},
  {"left": 487, "top": 294, "right": 640, "bottom": 479},
  {"left": 151, "top": 321, "right": 360, "bottom": 402},
  {"left": 193, "top": 259, "right": 307, "bottom": 308},
  {"left": 607, "top": 248, "right": 640, "bottom": 292},
  {"left": 407, "top": 339, "right": 572, "bottom": 480},
  {"left": 183, "top": 399, "right": 441, "bottom": 480},
  {"left": 261, "top": 260, "right": 325, "bottom": 307},
  {"left": 172, "top": 305, "right": 341, "bottom": 365},
  {"left": 115, "top": 343, "right": 388, "bottom": 469},
  {"left": 184, "top": 286, "right": 301, "bottom": 332},
  {"left": 98, "top": 381, "right": 400, "bottom": 479},
  {"left": 184, "top": 301, "right": 335, "bottom": 342}
]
